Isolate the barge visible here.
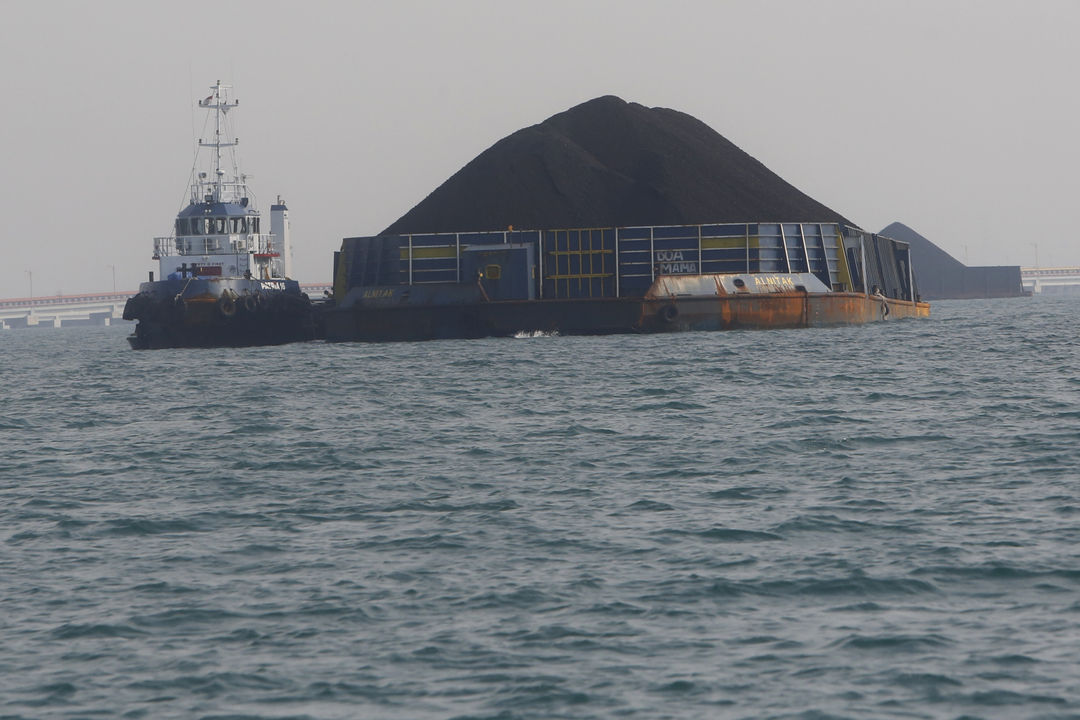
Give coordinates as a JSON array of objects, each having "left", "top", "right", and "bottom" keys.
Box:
[{"left": 322, "top": 221, "right": 929, "bottom": 342}]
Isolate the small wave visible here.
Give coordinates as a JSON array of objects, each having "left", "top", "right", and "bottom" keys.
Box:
[
  {"left": 354, "top": 533, "right": 467, "bottom": 551},
  {"left": 829, "top": 602, "right": 885, "bottom": 612},
  {"left": 301, "top": 680, "right": 386, "bottom": 701},
  {"left": 773, "top": 514, "right": 917, "bottom": 535},
  {"left": 128, "top": 671, "right": 287, "bottom": 696},
  {"left": 631, "top": 400, "right": 708, "bottom": 411},
  {"left": 21, "top": 497, "right": 86, "bottom": 509},
  {"left": 378, "top": 499, "right": 518, "bottom": 513},
  {"left": 525, "top": 423, "right": 619, "bottom": 438},
  {"left": 849, "top": 433, "right": 954, "bottom": 447},
  {"left": 34, "top": 681, "right": 78, "bottom": 696},
  {"left": 101, "top": 517, "right": 204, "bottom": 536},
  {"left": 834, "top": 633, "right": 952, "bottom": 651},
  {"left": 624, "top": 499, "right": 675, "bottom": 512},
  {"left": 912, "top": 564, "right": 1080, "bottom": 583},
  {"left": 708, "top": 485, "right": 790, "bottom": 499},
  {"left": 654, "top": 679, "right": 705, "bottom": 695},
  {"left": 132, "top": 581, "right": 199, "bottom": 594},
  {"left": 131, "top": 607, "right": 242, "bottom": 629},
  {"left": 490, "top": 682, "right": 591, "bottom": 710},
  {"left": 225, "top": 422, "right": 279, "bottom": 436},
  {"left": 462, "top": 447, "right": 496, "bottom": 457},
  {"left": 990, "top": 653, "right": 1040, "bottom": 665},
  {"left": 699, "top": 527, "right": 783, "bottom": 542},
  {"left": 890, "top": 672, "right": 963, "bottom": 689},
  {"left": 63, "top": 418, "right": 104, "bottom": 429},
  {"left": 783, "top": 576, "right": 937, "bottom": 597},
  {"left": 51, "top": 623, "right": 147, "bottom": 639},
  {"left": 516, "top": 624, "right": 602, "bottom": 642},
  {"left": 513, "top": 329, "right": 559, "bottom": 338},
  {"left": 968, "top": 689, "right": 1067, "bottom": 706},
  {"left": 659, "top": 527, "right": 782, "bottom": 542},
  {"left": 465, "top": 587, "right": 557, "bottom": 610},
  {"left": 581, "top": 600, "right": 647, "bottom": 616},
  {"left": 13, "top": 681, "right": 79, "bottom": 709}
]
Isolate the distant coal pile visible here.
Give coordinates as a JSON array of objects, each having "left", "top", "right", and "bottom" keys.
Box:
[
  {"left": 383, "top": 95, "right": 850, "bottom": 235},
  {"left": 881, "top": 222, "right": 1023, "bottom": 300}
]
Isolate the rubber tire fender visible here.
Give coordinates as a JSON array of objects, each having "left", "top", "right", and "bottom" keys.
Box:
[{"left": 218, "top": 294, "right": 237, "bottom": 318}]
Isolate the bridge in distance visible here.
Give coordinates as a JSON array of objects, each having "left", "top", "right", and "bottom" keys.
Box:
[
  {"left": 0, "top": 285, "right": 332, "bottom": 330},
  {"left": 1021, "top": 267, "right": 1080, "bottom": 295}
]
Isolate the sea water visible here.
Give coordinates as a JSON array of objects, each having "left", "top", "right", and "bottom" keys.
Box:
[{"left": 1, "top": 296, "right": 1078, "bottom": 720}]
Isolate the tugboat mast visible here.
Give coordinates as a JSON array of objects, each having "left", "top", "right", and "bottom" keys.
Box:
[{"left": 196, "top": 80, "right": 240, "bottom": 204}]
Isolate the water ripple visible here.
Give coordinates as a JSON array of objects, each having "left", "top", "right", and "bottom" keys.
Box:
[{"left": 2, "top": 298, "right": 1079, "bottom": 718}]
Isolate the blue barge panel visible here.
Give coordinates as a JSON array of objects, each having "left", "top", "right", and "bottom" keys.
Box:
[{"left": 334, "top": 221, "right": 888, "bottom": 302}]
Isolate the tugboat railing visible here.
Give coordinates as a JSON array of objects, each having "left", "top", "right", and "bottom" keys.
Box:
[{"left": 154, "top": 233, "right": 276, "bottom": 257}]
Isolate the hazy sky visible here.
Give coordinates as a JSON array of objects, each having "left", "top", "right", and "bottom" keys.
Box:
[{"left": 2, "top": 0, "right": 1077, "bottom": 296}]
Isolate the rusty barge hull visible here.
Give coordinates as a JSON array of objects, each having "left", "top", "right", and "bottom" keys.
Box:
[
  {"left": 654, "top": 292, "right": 929, "bottom": 331},
  {"left": 322, "top": 293, "right": 929, "bottom": 343}
]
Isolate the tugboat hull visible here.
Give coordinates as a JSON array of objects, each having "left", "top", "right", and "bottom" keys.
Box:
[{"left": 124, "top": 278, "right": 314, "bottom": 350}]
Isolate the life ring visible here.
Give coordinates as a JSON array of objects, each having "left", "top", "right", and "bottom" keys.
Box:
[
  {"left": 660, "top": 304, "right": 679, "bottom": 323},
  {"left": 218, "top": 294, "right": 237, "bottom": 318}
]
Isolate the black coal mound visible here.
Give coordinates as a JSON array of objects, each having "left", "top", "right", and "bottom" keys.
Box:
[
  {"left": 881, "top": 221, "right": 1023, "bottom": 299},
  {"left": 383, "top": 95, "right": 850, "bottom": 235}
]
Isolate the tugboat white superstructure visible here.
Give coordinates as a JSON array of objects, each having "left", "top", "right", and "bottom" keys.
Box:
[{"left": 124, "top": 80, "right": 314, "bottom": 349}]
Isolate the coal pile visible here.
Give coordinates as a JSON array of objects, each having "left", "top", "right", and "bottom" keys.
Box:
[
  {"left": 881, "top": 221, "right": 1023, "bottom": 300},
  {"left": 383, "top": 95, "right": 850, "bottom": 235}
]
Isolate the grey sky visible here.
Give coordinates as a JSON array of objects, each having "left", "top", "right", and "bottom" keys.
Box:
[{"left": 2, "top": 0, "right": 1076, "bottom": 297}]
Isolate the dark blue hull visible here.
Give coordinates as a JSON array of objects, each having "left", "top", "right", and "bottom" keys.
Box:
[{"left": 124, "top": 277, "right": 315, "bottom": 349}]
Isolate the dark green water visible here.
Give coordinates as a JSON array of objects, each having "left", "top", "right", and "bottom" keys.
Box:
[{"left": 2, "top": 297, "right": 1078, "bottom": 719}]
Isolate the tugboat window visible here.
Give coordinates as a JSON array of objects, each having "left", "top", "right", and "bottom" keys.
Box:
[{"left": 215, "top": 218, "right": 226, "bottom": 234}]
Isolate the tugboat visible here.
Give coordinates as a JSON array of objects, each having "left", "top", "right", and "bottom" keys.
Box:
[{"left": 123, "top": 80, "right": 315, "bottom": 349}]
